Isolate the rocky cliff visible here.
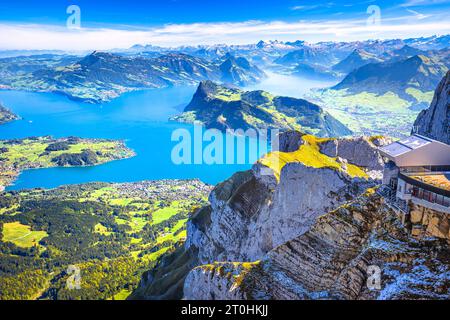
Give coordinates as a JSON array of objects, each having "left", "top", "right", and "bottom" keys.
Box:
[
  {"left": 184, "top": 190, "right": 450, "bottom": 300},
  {"left": 185, "top": 133, "right": 390, "bottom": 265},
  {"left": 414, "top": 71, "right": 450, "bottom": 144},
  {"left": 138, "top": 131, "right": 449, "bottom": 300},
  {"left": 135, "top": 132, "right": 398, "bottom": 299}
]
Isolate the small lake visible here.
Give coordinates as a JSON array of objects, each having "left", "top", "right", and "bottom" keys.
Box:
[{"left": 0, "top": 74, "right": 331, "bottom": 190}]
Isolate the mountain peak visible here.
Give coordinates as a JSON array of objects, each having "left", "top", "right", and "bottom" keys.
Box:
[
  {"left": 413, "top": 71, "right": 450, "bottom": 144},
  {"left": 176, "top": 81, "right": 351, "bottom": 137}
]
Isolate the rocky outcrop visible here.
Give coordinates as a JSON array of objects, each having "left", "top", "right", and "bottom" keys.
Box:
[
  {"left": 184, "top": 133, "right": 389, "bottom": 265},
  {"left": 410, "top": 203, "right": 450, "bottom": 240},
  {"left": 184, "top": 191, "right": 450, "bottom": 300},
  {"left": 414, "top": 71, "right": 450, "bottom": 144},
  {"left": 278, "top": 131, "right": 304, "bottom": 152},
  {"left": 319, "top": 136, "right": 393, "bottom": 180},
  {"left": 180, "top": 131, "right": 450, "bottom": 300}
]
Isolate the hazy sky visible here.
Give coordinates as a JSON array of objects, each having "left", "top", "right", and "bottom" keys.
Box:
[{"left": 0, "top": 0, "right": 449, "bottom": 50}]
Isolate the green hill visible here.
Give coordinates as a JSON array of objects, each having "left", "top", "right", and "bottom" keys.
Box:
[{"left": 172, "top": 81, "right": 352, "bottom": 137}]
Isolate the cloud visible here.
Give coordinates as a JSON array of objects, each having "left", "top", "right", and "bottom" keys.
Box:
[
  {"left": 400, "top": 0, "right": 450, "bottom": 7},
  {"left": 290, "top": 5, "right": 321, "bottom": 11},
  {"left": 406, "top": 9, "right": 431, "bottom": 19},
  {"left": 0, "top": 14, "right": 449, "bottom": 51}
]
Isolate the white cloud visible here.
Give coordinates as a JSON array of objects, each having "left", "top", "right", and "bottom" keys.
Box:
[
  {"left": 400, "top": 0, "right": 450, "bottom": 7},
  {"left": 0, "top": 14, "right": 449, "bottom": 51},
  {"left": 290, "top": 5, "right": 321, "bottom": 11},
  {"left": 406, "top": 8, "right": 431, "bottom": 19}
]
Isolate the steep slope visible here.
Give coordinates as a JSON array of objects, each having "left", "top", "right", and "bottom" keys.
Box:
[
  {"left": 184, "top": 190, "right": 450, "bottom": 300},
  {"left": 172, "top": 81, "right": 352, "bottom": 137},
  {"left": 135, "top": 132, "right": 392, "bottom": 299},
  {"left": 332, "top": 49, "right": 382, "bottom": 74},
  {"left": 413, "top": 71, "right": 450, "bottom": 144},
  {"left": 0, "top": 52, "right": 265, "bottom": 103}
]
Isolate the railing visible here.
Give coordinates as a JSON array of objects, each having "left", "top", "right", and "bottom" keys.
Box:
[
  {"left": 378, "top": 185, "right": 410, "bottom": 214},
  {"left": 399, "top": 172, "right": 450, "bottom": 198}
]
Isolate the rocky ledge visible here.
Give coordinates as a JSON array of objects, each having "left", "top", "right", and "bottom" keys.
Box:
[{"left": 184, "top": 190, "right": 450, "bottom": 300}]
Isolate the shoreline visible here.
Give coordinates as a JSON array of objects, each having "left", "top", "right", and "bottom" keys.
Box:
[{"left": 0, "top": 137, "right": 136, "bottom": 191}]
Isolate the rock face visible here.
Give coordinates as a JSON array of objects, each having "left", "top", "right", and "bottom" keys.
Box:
[
  {"left": 409, "top": 203, "right": 450, "bottom": 240},
  {"left": 179, "top": 132, "right": 450, "bottom": 300},
  {"left": 319, "top": 136, "right": 393, "bottom": 179},
  {"left": 184, "top": 133, "right": 387, "bottom": 265},
  {"left": 184, "top": 191, "right": 450, "bottom": 300},
  {"left": 414, "top": 71, "right": 450, "bottom": 144}
]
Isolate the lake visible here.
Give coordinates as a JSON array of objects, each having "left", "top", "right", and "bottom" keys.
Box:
[
  {"left": 0, "top": 86, "right": 266, "bottom": 190},
  {"left": 0, "top": 74, "right": 333, "bottom": 190}
]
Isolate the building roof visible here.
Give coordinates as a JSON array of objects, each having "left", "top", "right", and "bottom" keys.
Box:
[{"left": 379, "top": 134, "right": 450, "bottom": 167}]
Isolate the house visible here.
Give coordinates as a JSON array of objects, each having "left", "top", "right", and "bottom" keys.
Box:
[{"left": 379, "top": 134, "right": 450, "bottom": 239}]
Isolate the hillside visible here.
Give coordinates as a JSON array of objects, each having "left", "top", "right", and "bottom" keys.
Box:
[
  {"left": 0, "top": 103, "right": 19, "bottom": 125},
  {"left": 333, "top": 54, "right": 448, "bottom": 96},
  {"left": 0, "top": 52, "right": 265, "bottom": 103},
  {"left": 171, "top": 81, "right": 352, "bottom": 137},
  {"left": 414, "top": 71, "right": 450, "bottom": 144}
]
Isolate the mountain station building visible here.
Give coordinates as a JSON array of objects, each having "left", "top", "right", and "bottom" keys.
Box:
[{"left": 379, "top": 134, "right": 450, "bottom": 239}]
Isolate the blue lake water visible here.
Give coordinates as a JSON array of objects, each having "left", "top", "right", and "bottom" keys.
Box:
[{"left": 0, "top": 87, "right": 265, "bottom": 190}]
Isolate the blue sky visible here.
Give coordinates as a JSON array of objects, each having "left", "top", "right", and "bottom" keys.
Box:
[{"left": 0, "top": 0, "right": 449, "bottom": 50}]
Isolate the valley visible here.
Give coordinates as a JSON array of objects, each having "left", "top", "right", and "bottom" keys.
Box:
[{"left": 0, "top": 180, "right": 211, "bottom": 300}]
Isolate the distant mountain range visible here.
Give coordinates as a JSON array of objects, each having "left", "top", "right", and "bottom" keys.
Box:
[
  {"left": 171, "top": 81, "right": 351, "bottom": 137},
  {"left": 273, "top": 36, "right": 449, "bottom": 83},
  {"left": 0, "top": 34, "right": 447, "bottom": 108},
  {"left": 0, "top": 52, "right": 265, "bottom": 103}
]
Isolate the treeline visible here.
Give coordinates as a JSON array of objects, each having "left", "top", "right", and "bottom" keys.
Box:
[
  {"left": 48, "top": 257, "right": 139, "bottom": 300},
  {"left": 0, "top": 269, "right": 48, "bottom": 300}
]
